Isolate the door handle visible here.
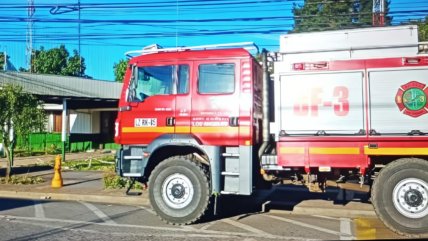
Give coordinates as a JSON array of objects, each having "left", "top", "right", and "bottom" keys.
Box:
[
  {"left": 229, "top": 117, "right": 239, "bottom": 127},
  {"left": 166, "top": 117, "right": 175, "bottom": 126}
]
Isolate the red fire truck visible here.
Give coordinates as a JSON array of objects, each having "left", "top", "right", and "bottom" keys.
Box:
[{"left": 115, "top": 25, "right": 428, "bottom": 236}]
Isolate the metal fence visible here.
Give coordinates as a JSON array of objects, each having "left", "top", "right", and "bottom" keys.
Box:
[{"left": 15, "top": 133, "right": 119, "bottom": 155}]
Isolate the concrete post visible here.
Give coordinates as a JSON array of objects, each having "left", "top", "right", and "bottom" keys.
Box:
[{"left": 61, "top": 99, "right": 67, "bottom": 162}]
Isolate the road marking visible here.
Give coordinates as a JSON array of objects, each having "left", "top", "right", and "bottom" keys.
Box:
[
  {"left": 199, "top": 221, "right": 217, "bottom": 230},
  {"left": 340, "top": 218, "right": 354, "bottom": 240},
  {"left": 265, "top": 214, "right": 343, "bottom": 236},
  {"left": 33, "top": 201, "right": 45, "bottom": 218},
  {"left": 354, "top": 217, "right": 403, "bottom": 240},
  {"left": 139, "top": 206, "right": 156, "bottom": 215},
  {"left": 1, "top": 215, "right": 308, "bottom": 240},
  {"left": 9, "top": 218, "right": 236, "bottom": 240},
  {"left": 79, "top": 202, "right": 116, "bottom": 224},
  {"left": 222, "top": 218, "right": 272, "bottom": 236},
  {"left": 312, "top": 215, "right": 339, "bottom": 220}
]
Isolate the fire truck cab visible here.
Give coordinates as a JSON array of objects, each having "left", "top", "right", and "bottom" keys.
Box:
[{"left": 115, "top": 43, "right": 263, "bottom": 224}]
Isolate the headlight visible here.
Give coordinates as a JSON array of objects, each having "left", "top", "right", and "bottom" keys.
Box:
[{"left": 114, "top": 121, "right": 119, "bottom": 137}]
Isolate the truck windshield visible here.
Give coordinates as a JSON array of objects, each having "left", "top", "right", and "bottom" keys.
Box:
[{"left": 128, "top": 65, "right": 189, "bottom": 102}]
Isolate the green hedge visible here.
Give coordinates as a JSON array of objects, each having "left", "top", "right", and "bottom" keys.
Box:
[{"left": 15, "top": 133, "right": 119, "bottom": 154}]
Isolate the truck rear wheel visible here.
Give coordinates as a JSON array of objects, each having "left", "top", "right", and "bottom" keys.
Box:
[
  {"left": 148, "top": 155, "right": 211, "bottom": 225},
  {"left": 372, "top": 158, "right": 428, "bottom": 237}
]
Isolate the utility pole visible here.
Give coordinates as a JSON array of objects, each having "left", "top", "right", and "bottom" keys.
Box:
[
  {"left": 27, "top": 0, "right": 35, "bottom": 72},
  {"left": 372, "top": 0, "right": 385, "bottom": 27},
  {"left": 78, "top": 0, "right": 82, "bottom": 76},
  {"left": 3, "top": 51, "right": 7, "bottom": 71}
]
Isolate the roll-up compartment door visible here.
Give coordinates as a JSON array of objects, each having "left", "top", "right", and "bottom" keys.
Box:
[
  {"left": 278, "top": 71, "right": 365, "bottom": 135},
  {"left": 369, "top": 68, "right": 428, "bottom": 134}
]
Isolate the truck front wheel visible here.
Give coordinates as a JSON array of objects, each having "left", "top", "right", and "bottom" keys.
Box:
[
  {"left": 372, "top": 158, "right": 428, "bottom": 237},
  {"left": 148, "top": 155, "right": 211, "bottom": 225}
]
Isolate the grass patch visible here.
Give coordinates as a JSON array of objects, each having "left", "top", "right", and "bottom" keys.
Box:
[
  {"left": 14, "top": 146, "right": 61, "bottom": 157},
  {"left": 14, "top": 150, "right": 46, "bottom": 157},
  {"left": 61, "top": 155, "right": 115, "bottom": 171},
  {"left": 0, "top": 175, "right": 45, "bottom": 185},
  {"left": 103, "top": 171, "right": 145, "bottom": 190}
]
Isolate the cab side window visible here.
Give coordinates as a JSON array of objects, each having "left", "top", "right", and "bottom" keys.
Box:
[
  {"left": 135, "top": 66, "right": 173, "bottom": 100},
  {"left": 198, "top": 63, "right": 235, "bottom": 94}
]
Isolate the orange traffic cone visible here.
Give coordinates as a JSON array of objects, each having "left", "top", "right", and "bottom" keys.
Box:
[{"left": 51, "top": 155, "right": 63, "bottom": 188}]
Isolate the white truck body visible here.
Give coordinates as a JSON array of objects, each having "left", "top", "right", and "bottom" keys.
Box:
[{"left": 272, "top": 25, "right": 428, "bottom": 138}]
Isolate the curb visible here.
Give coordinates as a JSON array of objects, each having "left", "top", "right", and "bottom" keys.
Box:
[
  {"left": 0, "top": 190, "right": 150, "bottom": 206},
  {"left": 288, "top": 206, "right": 376, "bottom": 218},
  {"left": 263, "top": 200, "right": 376, "bottom": 218}
]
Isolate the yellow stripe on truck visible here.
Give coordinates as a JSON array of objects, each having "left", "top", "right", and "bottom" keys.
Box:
[
  {"left": 122, "top": 126, "right": 248, "bottom": 134},
  {"left": 309, "top": 147, "right": 360, "bottom": 155},
  {"left": 279, "top": 147, "right": 305, "bottom": 154},
  {"left": 364, "top": 147, "right": 428, "bottom": 155},
  {"left": 122, "top": 127, "right": 174, "bottom": 133},
  {"left": 176, "top": 126, "right": 191, "bottom": 133}
]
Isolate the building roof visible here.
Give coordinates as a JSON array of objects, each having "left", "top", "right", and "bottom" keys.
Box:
[
  {"left": 0, "top": 72, "right": 123, "bottom": 109},
  {"left": 0, "top": 72, "right": 122, "bottom": 99}
]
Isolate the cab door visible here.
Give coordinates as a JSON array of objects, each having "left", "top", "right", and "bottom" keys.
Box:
[
  {"left": 190, "top": 60, "right": 241, "bottom": 146},
  {"left": 120, "top": 64, "right": 190, "bottom": 145}
]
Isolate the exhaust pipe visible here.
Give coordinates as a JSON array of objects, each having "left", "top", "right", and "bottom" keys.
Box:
[{"left": 258, "top": 49, "right": 270, "bottom": 158}]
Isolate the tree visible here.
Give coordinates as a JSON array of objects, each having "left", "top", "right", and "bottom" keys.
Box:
[
  {"left": 62, "top": 50, "right": 87, "bottom": 76},
  {"left": 0, "top": 53, "right": 9, "bottom": 71},
  {"left": 292, "top": 0, "right": 392, "bottom": 33},
  {"left": 415, "top": 16, "right": 428, "bottom": 41},
  {"left": 0, "top": 84, "right": 45, "bottom": 183},
  {"left": 31, "top": 45, "right": 86, "bottom": 77},
  {"left": 113, "top": 59, "right": 128, "bottom": 82}
]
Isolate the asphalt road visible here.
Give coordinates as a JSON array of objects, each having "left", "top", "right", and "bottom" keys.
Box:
[{"left": 0, "top": 196, "right": 405, "bottom": 241}]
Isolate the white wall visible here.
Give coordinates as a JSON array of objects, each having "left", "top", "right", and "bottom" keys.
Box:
[
  {"left": 69, "top": 111, "right": 100, "bottom": 134},
  {"left": 44, "top": 107, "right": 104, "bottom": 134},
  {"left": 91, "top": 111, "right": 100, "bottom": 133}
]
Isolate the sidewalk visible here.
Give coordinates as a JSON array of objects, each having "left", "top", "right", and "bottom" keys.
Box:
[
  {"left": 0, "top": 152, "right": 376, "bottom": 218},
  {"left": 0, "top": 151, "right": 149, "bottom": 206},
  {"left": 0, "top": 151, "right": 115, "bottom": 168},
  {"left": 0, "top": 169, "right": 149, "bottom": 206}
]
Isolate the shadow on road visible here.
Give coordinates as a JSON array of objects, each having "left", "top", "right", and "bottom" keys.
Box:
[
  {"left": 0, "top": 165, "right": 52, "bottom": 177},
  {"left": 203, "top": 183, "right": 371, "bottom": 223}
]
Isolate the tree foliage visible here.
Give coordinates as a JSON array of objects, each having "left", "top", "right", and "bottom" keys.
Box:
[
  {"left": 415, "top": 16, "right": 428, "bottom": 41},
  {"left": 0, "top": 84, "right": 46, "bottom": 182},
  {"left": 113, "top": 59, "right": 128, "bottom": 82},
  {"left": 0, "top": 53, "right": 9, "bottom": 71},
  {"left": 31, "top": 45, "right": 86, "bottom": 77},
  {"left": 292, "top": 0, "right": 392, "bottom": 33}
]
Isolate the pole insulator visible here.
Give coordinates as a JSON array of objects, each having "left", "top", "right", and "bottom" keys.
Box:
[{"left": 51, "top": 155, "right": 63, "bottom": 188}]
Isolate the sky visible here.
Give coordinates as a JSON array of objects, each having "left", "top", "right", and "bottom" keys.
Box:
[{"left": 0, "top": 0, "right": 427, "bottom": 81}]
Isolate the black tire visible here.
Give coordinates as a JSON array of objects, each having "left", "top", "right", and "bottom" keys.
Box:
[
  {"left": 148, "top": 155, "right": 211, "bottom": 225},
  {"left": 371, "top": 158, "right": 428, "bottom": 237}
]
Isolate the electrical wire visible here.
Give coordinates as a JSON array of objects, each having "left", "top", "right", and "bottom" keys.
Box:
[{"left": 0, "top": 0, "right": 426, "bottom": 80}]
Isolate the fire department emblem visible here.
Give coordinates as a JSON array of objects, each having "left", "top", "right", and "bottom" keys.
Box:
[{"left": 395, "top": 81, "right": 428, "bottom": 118}]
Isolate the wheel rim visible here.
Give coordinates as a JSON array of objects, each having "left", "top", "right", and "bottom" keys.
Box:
[
  {"left": 161, "top": 173, "right": 194, "bottom": 209},
  {"left": 392, "top": 178, "right": 428, "bottom": 219}
]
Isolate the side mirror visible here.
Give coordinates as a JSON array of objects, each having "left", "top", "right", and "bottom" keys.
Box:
[
  {"left": 126, "top": 87, "right": 136, "bottom": 103},
  {"left": 129, "top": 101, "right": 138, "bottom": 107}
]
